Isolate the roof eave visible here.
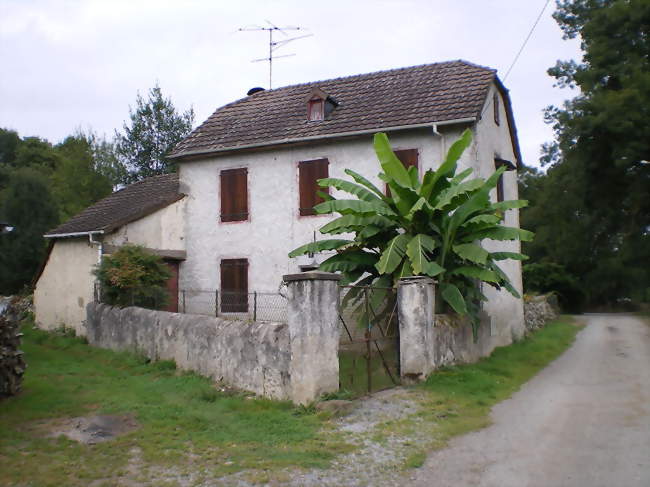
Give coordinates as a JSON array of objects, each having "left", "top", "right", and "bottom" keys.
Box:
[{"left": 168, "top": 117, "right": 478, "bottom": 161}]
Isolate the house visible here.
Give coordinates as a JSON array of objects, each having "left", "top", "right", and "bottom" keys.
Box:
[
  {"left": 168, "top": 59, "right": 525, "bottom": 342},
  {"left": 35, "top": 59, "right": 525, "bottom": 344},
  {"left": 34, "top": 174, "right": 185, "bottom": 334}
]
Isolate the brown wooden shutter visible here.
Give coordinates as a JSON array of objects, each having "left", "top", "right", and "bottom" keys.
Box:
[
  {"left": 220, "top": 168, "right": 248, "bottom": 222},
  {"left": 493, "top": 93, "right": 500, "bottom": 126},
  {"left": 299, "top": 158, "right": 329, "bottom": 216},
  {"left": 220, "top": 258, "right": 248, "bottom": 312},
  {"left": 386, "top": 149, "right": 419, "bottom": 195},
  {"left": 494, "top": 158, "right": 505, "bottom": 202}
]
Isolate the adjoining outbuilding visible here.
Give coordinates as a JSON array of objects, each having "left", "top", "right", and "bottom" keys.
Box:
[{"left": 34, "top": 174, "right": 185, "bottom": 335}]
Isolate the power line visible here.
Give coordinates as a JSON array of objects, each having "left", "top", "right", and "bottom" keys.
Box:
[{"left": 503, "top": 0, "right": 552, "bottom": 82}]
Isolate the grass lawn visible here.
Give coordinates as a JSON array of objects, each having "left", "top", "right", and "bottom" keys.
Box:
[
  {"left": 0, "top": 321, "right": 350, "bottom": 486},
  {"left": 0, "top": 315, "right": 581, "bottom": 486}
]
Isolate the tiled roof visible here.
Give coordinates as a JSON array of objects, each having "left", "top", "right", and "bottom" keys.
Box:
[
  {"left": 45, "top": 174, "right": 183, "bottom": 237},
  {"left": 169, "top": 60, "right": 500, "bottom": 160}
]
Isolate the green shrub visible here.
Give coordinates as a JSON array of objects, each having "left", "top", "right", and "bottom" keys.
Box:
[{"left": 93, "top": 244, "right": 171, "bottom": 309}]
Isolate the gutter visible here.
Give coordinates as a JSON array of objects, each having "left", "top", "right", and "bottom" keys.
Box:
[
  {"left": 44, "top": 230, "right": 105, "bottom": 239},
  {"left": 170, "top": 117, "right": 477, "bottom": 160}
]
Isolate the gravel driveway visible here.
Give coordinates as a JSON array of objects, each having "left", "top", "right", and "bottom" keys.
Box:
[{"left": 407, "top": 314, "right": 650, "bottom": 487}]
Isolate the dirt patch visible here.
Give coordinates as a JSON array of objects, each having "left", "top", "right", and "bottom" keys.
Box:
[{"left": 39, "top": 414, "right": 139, "bottom": 444}]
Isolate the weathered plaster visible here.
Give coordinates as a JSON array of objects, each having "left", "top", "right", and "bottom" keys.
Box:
[
  {"left": 103, "top": 198, "right": 186, "bottom": 251},
  {"left": 86, "top": 303, "right": 291, "bottom": 399},
  {"left": 34, "top": 238, "right": 97, "bottom": 335}
]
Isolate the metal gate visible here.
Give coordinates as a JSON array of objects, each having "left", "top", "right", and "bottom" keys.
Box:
[{"left": 338, "top": 285, "right": 400, "bottom": 396}]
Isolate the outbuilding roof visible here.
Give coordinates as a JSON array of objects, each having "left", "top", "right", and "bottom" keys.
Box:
[
  {"left": 45, "top": 173, "right": 183, "bottom": 237},
  {"left": 169, "top": 59, "right": 521, "bottom": 162}
]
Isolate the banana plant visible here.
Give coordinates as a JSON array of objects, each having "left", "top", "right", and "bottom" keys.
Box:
[{"left": 289, "top": 130, "right": 532, "bottom": 339}]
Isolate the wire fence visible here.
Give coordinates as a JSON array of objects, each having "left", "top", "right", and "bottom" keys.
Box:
[{"left": 94, "top": 283, "right": 288, "bottom": 323}]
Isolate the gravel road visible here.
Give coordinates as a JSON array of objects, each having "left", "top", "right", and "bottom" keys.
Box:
[{"left": 407, "top": 314, "right": 650, "bottom": 487}]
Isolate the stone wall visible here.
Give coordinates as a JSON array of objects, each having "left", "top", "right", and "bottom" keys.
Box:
[
  {"left": 86, "top": 303, "right": 291, "bottom": 400},
  {"left": 523, "top": 294, "right": 559, "bottom": 332},
  {"left": 431, "top": 313, "right": 493, "bottom": 368}
]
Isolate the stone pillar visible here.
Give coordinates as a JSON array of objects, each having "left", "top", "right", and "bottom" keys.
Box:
[
  {"left": 283, "top": 271, "right": 341, "bottom": 405},
  {"left": 397, "top": 276, "right": 435, "bottom": 383}
]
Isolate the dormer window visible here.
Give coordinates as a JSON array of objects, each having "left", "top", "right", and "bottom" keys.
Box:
[
  {"left": 308, "top": 97, "right": 324, "bottom": 121},
  {"left": 306, "top": 87, "right": 337, "bottom": 121}
]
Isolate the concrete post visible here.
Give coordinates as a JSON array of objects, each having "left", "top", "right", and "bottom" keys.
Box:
[
  {"left": 397, "top": 276, "right": 436, "bottom": 383},
  {"left": 283, "top": 271, "right": 341, "bottom": 405}
]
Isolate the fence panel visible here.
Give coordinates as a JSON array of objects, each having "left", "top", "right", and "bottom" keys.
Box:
[
  {"left": 94, "top": 283, "right": 288, "bottom": 323},
  {"left": 338, "top": 285, "right": 400, "bottom": 396}
]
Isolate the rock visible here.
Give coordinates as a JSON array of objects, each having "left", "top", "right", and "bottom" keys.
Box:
[{"left": 315, "top": 400, "right": 355, "bottom": 417}]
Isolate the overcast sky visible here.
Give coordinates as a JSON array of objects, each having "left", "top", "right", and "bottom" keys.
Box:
[{"left": 0, "top": 0, "right": 582, "bottom": 168}]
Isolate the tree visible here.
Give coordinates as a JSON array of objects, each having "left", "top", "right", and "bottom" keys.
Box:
[
  {"left": 93, "top": 245, "right": 171, "bottom": 309},
  {"left": 0, "top": 168, "right": 59, "bottom": 294},
  {"left": 51, "top": 134, "right": 114, "bottom": 221},
  {"left": 530, "top": 0, "right": 650, "bottom": 307},
  {"left": 290, "top": 131, "right": 531, "bottom": 338},
  {"left": 115, "top": 84, "right": 194, "bottom": 184}
]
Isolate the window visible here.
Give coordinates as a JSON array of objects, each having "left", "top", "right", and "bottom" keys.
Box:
[
  {"left": 493, "top": 93, "right": 500, "bottom": 126},
  {"left": 220, "top": 168, "right": 248, "bottom": 222},
  {"left": 220, "top": 258, "right": 248, "bottom": 312},
  {"left": 386, "top": 149, "right": 418, "bottom": 196},
  {"left": 299, "top": 158, "right": 329, "bottom": 216},
  {"left": 308, "top": 97, "right": 324, "bottom": 121}
]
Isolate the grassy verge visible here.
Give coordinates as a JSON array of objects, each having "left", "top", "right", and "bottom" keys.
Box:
[
  {"left": 1, "top": 316, "right": 582, "bottom": 485},
  {"left": 0, "top": 320, "right": 350, "bottom": 487},
  {"left": 372, "top": 316, "right": 583, "bottom": 465}
]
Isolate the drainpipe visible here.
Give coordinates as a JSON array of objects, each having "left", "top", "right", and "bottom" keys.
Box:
[
  {"left": 88, "top": 232, "right": 103, "bottom": 264},
  {"left": 432, "top": 123, "right": 445, "bottom": 164}
]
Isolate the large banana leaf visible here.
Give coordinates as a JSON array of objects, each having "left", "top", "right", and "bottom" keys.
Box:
[
  {"left": 319, "top": 214, "right": 393, "bottom": 235},
  {"left": 318, "top": 250, "right": 378, "bottom": 273},
  {"left": 373, "top": 133, "right": 412, "bottom": 189},
  {"left": 490, "top": 200, "right": 528, "bottom": 212},
  {"left": 421, "top": 128, "right": 473, "bottom": 200},
  {"left": 462, "top": 226, "right": 534, "bottom": 242},
  {"left": 433, "top": 178, "right": 484, "bottom": 211},
  {"left": 318, "top": 177, "right": 381, "bottom": 202},
  {"left": 375, "top": 233, "right": 410, "bottom": 274},
  {"left": 314, "top": 199, "right": 396, "bottom": 217},
  {"left": 452, "top": 243, "right": 489, "bottom": 264},
  {"left": 490, "top": 251, "right": 529, "bottom": 261},
  {"left": 450, "top": 266, "right": 500, "bottom": 283},
  {"left": 344, "top": 169, "right": 386, "bottom": 198},
  {"left": 406, "top": 234, "right": 437, "bottom": 274},
  {"left": 288, "top": 239, "right": 352, "bottom": 258},
  {"left": 440, "top": 282, "right": 468, "bottom": 314}
]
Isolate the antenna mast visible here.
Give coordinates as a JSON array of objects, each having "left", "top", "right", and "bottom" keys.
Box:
[{"left": 239, "top": 21, "right": 312, "bottom": 89}]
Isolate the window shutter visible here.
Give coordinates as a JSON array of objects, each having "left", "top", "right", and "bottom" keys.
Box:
[
  {"left": 494, "top": 159, "right": 505, "bottom": 203},
  {"left": 299, "top": 158, "right": 329, "bottom": 216},
  {"left": 220, "top": 258, "right": 248, "bottom": 312},
  {"left": 386, "top": 149, "right": 418, "bottom": 195},
  {"left": 220, "top": 168, "right": 248, "bottom": 222},
  {"left": 493, "top": 93, "right": 500, "bottom": 126}
]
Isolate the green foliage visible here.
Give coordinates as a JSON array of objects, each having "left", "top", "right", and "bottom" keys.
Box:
[
  {"left": 290, "top": 130, "right": 531, "bottom": 339},
  {"left": 115, "top": 83, "right": 194, "bottom": 184},
  {"left": 523, "top": 262, "right": 585, "bottom": 312},
  {"left": 51, "top": 134, "right": 113, "bottom": 221},
  {"left": 93, "top": 245, "right": 171, "bottom": 309},
  {"left": 522, "top": 0, "right": 650, "bottom": 308},
  {"left": 0, "top": 168, "right": 59, "bottom": 295}
]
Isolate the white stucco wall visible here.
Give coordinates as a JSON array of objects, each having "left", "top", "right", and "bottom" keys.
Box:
[
  {"left": 34, "top": 238, "right": 98, "bottom": 335},
  {"left": 474, "top": 84, "right": 526, "bottom": 342},
  {"left": 103, "top": 198, "right": 186, "bottom": 251},
  {"left": 179, "top": 81, "right": 524, "bottom": 337}
]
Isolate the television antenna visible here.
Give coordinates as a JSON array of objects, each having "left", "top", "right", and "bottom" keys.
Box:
[{"left": 239, "top": 20, "right": 312, "bottom": 89}]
